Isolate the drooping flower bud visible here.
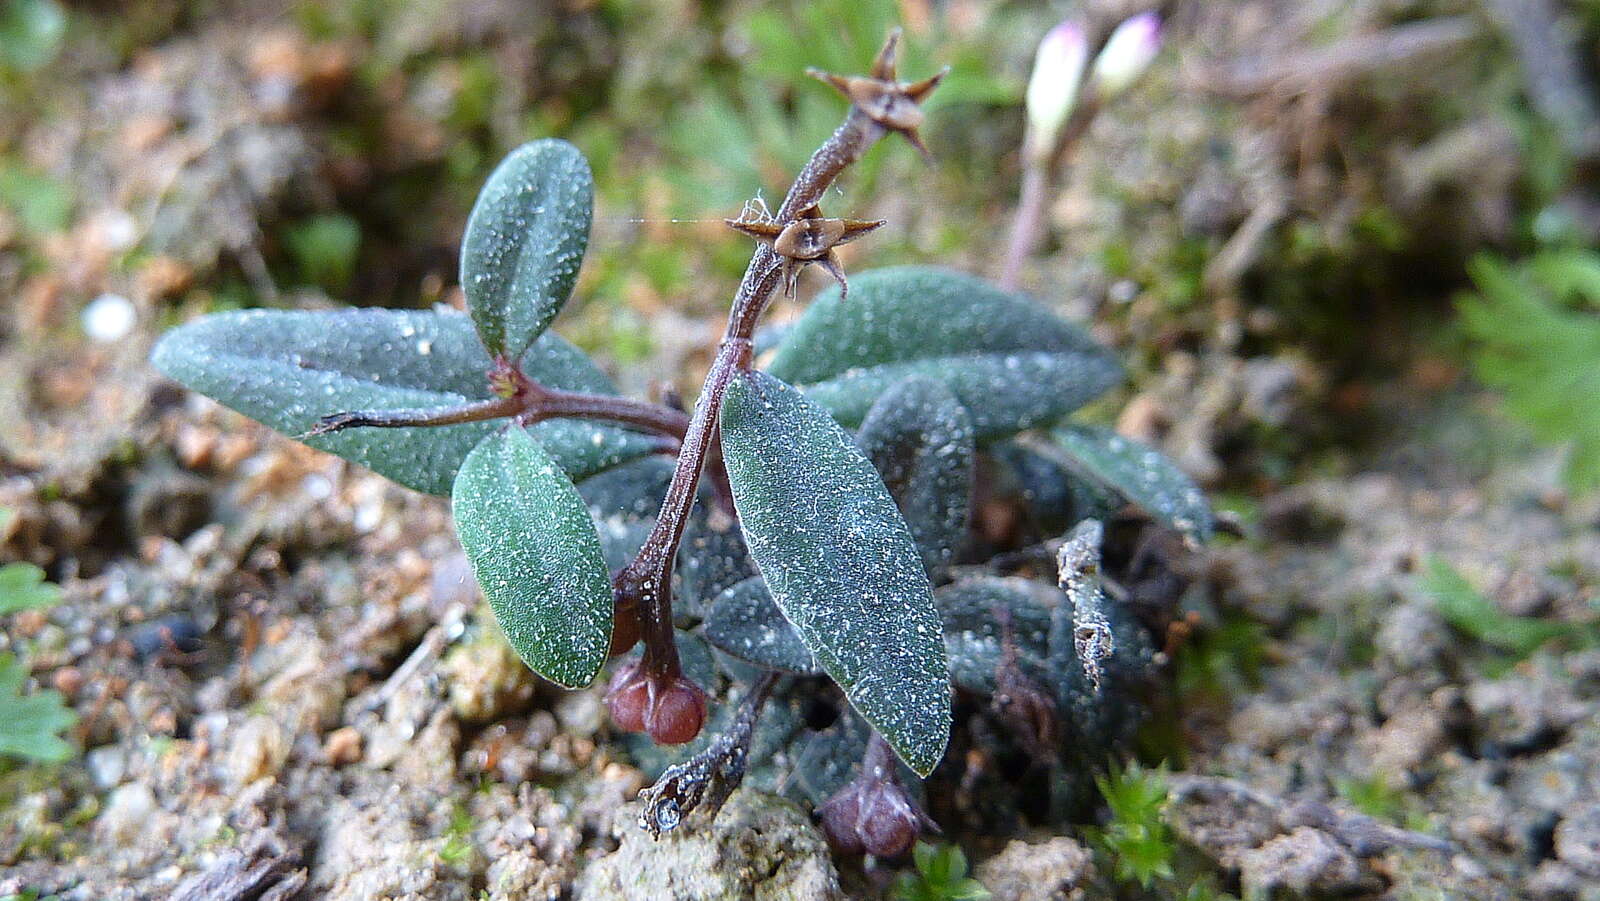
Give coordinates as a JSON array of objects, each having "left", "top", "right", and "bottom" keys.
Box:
[
  {"left": 818, "top": 777, "right": 922, "bottom": 859},
  {"left": 816, "top": 734, "right": 928, "bottom": 859},
  {"left": 1088, "top": 11, "right": 1161, "bottom": 100},
  {"left": 1024, "top": 20, "right": 1089, "bottom": 161},
  {"left": 605, "top": 659, "right": 708, "bottom": 745}
]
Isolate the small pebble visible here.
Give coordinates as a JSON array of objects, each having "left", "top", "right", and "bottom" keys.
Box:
[
  {"left": 324, "top": 726, "right": 363, "bottom": 766},
  {"left": 82, "top": 293, "right": 137, "bottom": 342}
]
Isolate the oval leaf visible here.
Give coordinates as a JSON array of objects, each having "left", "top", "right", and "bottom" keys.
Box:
[
  {"left": 461, "top": 139, "right": 593, "bottom": 359},
  {"left": 768, "top": 267, "right": 1121, "bottom": 438},
  {"left": 151, "top": 308, "right": 655, "bottom": 495},
  {"left": 986, "top": 441, "right": 1123, "bottom": 538},
  {"left": 703, "top": 576, "right": 818, "bottom": 674},
  {"left": 451, "top": 428, "right": 612, "bottom": 688},
  {"left": 720, "top": 369, "right": 950, "bottom": 776},
  {"left": 768, "top": 266, "right": 1109, "bottom": 384},
  {"left": 855, "top": 377, "right": 975, "bottom": 574},
  {"left": 803, "top": 352, "right": 1121, "bottom": 436},
  {"left": 936, "top": 577, "right": 1057, "bottom": 695},
  {"left": 1045, "top": 425, "right": 1214, "bottom": 543}
]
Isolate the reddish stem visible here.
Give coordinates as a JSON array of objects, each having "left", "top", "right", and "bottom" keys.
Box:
[{"left": 618, "top": 105, "right": 896, "bottom": 680}]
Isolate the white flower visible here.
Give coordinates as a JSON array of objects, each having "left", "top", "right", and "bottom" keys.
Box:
[
  {"left": 1024, "top": 20, "right": 1089, "bottom": 159},
  {"left": 1089, "top": 11, "right": 1161, "bottom": 99}
]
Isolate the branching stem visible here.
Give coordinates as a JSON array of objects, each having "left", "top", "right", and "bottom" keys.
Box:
[
  {"left": 307, "top": 374, "right": 690, "bottom": 446},
  {"left": 619, "top": 101, "right": 905, "bottom": 681}
]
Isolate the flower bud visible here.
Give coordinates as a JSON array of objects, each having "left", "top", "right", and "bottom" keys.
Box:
[
  {"left": 1089, "top": 11, "right": 1161, "bottom": 100},
  {"left": 817, "top": 775, "right": 922, "bottom": 859},
  {"left": 605, "top": 660, "right": 709, "bottom": 745},
  {"left": 1024, "top": 20, "right": 1089, "bottom": 159}
]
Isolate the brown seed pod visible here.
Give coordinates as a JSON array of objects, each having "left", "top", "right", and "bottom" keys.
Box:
[
  {"left": 725, "top": 204, "right": 885, "bottom": 298},
  {"left": 807, "top": 28, "right": 948, "bottom": 159}
]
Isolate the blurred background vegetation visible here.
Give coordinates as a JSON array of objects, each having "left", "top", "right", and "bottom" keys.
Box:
[{"left": 0, "top": 0, "right": 1597, "bottom": 494}]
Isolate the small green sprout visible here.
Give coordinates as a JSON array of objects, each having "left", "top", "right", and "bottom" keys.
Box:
[
  {"left": 1087, "top": 762, "right": 1176, "bottom": 889},
  {"left": 1458, "top": 250, "right": 1600, "bottom": 493},
  {"left": 0, "top": 562, "right": 61, "bottom": 614},
  {"left": 893, "top": 842, "right": 991, "bottom": 901},
  {"left": 1420, "top": 556, "right": 1594, "bottom": 659}
]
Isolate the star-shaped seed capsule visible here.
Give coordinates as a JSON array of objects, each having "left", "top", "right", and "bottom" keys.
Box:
[
  {"left": 726, "top": 204, "right": 885, "bottom": 298},
  {"left": 808, "top": 28, "right": 948, "bottom": 159}
]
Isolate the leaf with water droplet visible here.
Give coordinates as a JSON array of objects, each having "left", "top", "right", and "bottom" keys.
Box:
[
  {"left": 854, "top": 377, "right": 974, "bottom": 575},
  {"left": 1045, "top": 425, "right": 1215, "bottom": 543},
  {"left": 150, "top": 308, "right": 655, "bottom": 495},
  {"left": 452, "top": 427, "right": 612, "bottom": 688},
  {"left": 720, "top": 369, "right": 949, "bottom": 776},
  {"left": 767, "top": 266, "right": 1122, "bottom": 437},
  {"left": 936, "top": 576, "right": 1057, "bottom": 694},
  {"left": 702, "top": 576, "right": 818, "bottom": 674},
  {"left": 986, "top": 440, "right": 1123, "bottom": 538},
  {"left": 460, "top": 139, "right": 593, "bottom": 358}
]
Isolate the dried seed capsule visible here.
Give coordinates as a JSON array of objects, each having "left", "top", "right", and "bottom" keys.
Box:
[
  {"left": 817, "top": 733, "right": 927, "bottom": 859},
  {"left": 818, "top": 778, "right": 922, "bottom": 859}
]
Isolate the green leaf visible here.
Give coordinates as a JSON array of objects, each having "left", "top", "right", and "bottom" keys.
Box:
[
  {"left": 676, "top": 514, "right": 758, "bottom": 618},
  {"left": 767, "top": 266, "right": 1121, "bottom": 437},
  {"left": 0, "top": 652, "right": 76, "bottom": 763},
  {"left": 1460, "top": 252, "right": 1600, "bottom": 493},
  {"left": 792, "top": 707, "right": 925, "bottom": 806},
  {"left": 0, "top": 0, "right": 65, "bottom": 73},
  {"left": 720, "top": 369, "right": 950, "bottom": 776},
  {"left": 1044, "top": 425, "right": 1214, "bottom": 544},
  {"left": 936, "top": 577, "right": 1056, "bottom": 695},
  {"left": 1420, "top": 556, "right": 1581, "bottom": 657},
  {"left": 986, "top": 440, "right": 1123, "bottom": 538},
  {"left": 855, "top": 377, "right": 975, "bottom": 574},
  {"left": 451, "top": 428, "right": 612, "bottom": 688},
  {"left": 805, "top": 353, "right": 1122, "bottom": 436},
  {"left": 0, "top": 562, "right": 59, "bottom": 614},
  {"left": 151, "top": 308, "right": 656, "bottom": 495},
  {"left": 702, "top": 576, "right": 818, "bottom": 674},
  {"left": 460, "top": 139, "right": 593, "bottom": 359}
]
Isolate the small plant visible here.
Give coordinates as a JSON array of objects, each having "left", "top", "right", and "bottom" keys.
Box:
[
  {"left": 1086, "top": 762, "right": 1176, "bottom": 889},
  {"left": 0, "top": 552, "right": 75, "bottom": 764},
  {"left": 0, "top": 653, "right": 76, "bottom": 764},
  {"left": 1458, "top": 249, "right": 1600, "bottom": 493},
  {"left": 152, "top": 31, "right": 1211, "bottom": 851},
  {"left": 1419, "top": 555, "right": 1595, "bottom": 660},
  {"left": 892, "top": 842, "right": 991, "bottom": 901},
  {"left": 0, "top": 561, "right": 61, "bottom": 614}
]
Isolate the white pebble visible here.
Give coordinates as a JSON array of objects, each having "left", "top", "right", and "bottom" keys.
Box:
[{"left": 82, "top": 293, "right": 136, "bottom": 342}]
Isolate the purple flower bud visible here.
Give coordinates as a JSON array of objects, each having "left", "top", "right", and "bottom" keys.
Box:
[
  {"left": 1089, "top": 11, "right": 1161, "bottom": 99},
  {"left": 1024, "top": 20, "right": 1089, "bottom": 159},
  {"left": 818, "top": 734, "right": 930, "bottom": 860}
]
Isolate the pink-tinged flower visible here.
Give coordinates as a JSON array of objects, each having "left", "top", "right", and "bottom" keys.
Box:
[
  {"left": 1089, "top": 11, "right": 1161, "bottom": 99},
  {"left": 1024, "top": 20, "right": 1089, "bottom": 158}
]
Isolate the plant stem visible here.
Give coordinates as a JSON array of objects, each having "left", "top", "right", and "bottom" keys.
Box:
[
  {"left": 306, "top": 380, "right": 689, "bottom": 444},
  {"left": 620, "top": 103, "right": 903, "bottom": 680},
  {"left": 998, "top": 96, "right": 1101, "bottom": 291},
  {"left": 636, "top": 670, "right": 781, "bottom": 836},
  {"left": 999, "top": 162, "right": 1050, "bottom": 291},
  {"left": 306, "top": 397, "right": 524, "bottom": 436},
  {"left": 516, "top": 378, "right": 690, "bottom": 442}
]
